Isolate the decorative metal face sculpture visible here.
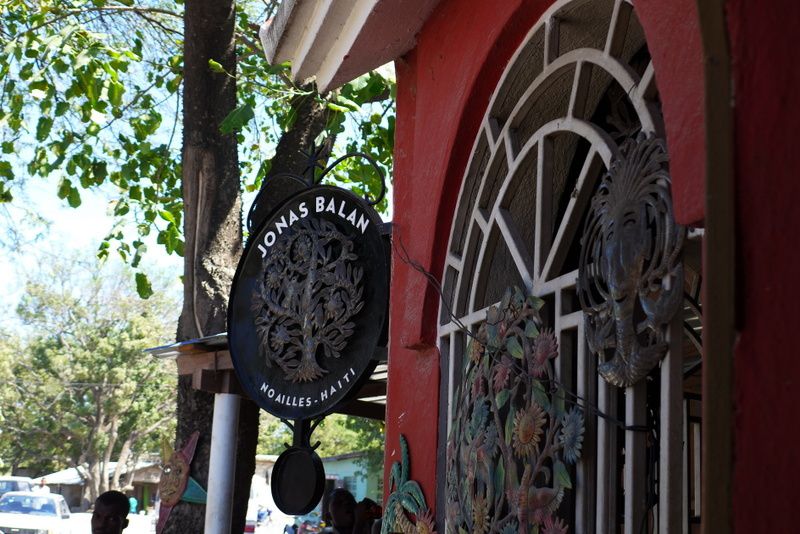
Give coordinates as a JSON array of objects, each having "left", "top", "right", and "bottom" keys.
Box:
[
  {"left": 156, "top": 431, "right": 206, "bottom": 534},
  {"left": 577, "top": 134, "right": 685, "bottom": 388},
  {"left": 252, "top": 217, "right": 364, "bottom": 383}
]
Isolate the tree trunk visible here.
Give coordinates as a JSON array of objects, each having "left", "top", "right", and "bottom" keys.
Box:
[
  {"left": 169, "top": 0, "right": 243, "bottom": 531},
  {"left": 268, "top": 91, "right": 332, "bottom": 179},
  {"left": 173, "top": 2, "right": 333, "bottom": 531}
]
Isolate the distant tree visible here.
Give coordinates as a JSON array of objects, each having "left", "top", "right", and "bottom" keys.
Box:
[{"left": 0, "top": 257, "right": 177, "bottom": 506}]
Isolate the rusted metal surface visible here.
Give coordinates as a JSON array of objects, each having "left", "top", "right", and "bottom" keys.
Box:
[
  {"left": 578, "top": 134, "right": 686, "bottom": 388},
  {"left": 252, "top": 217, "right": 365, "bottom": 383}
]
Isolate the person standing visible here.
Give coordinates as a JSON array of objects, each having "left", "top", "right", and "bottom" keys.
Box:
[
  {"left": 128, "top": 495, "right": 138, "bottom": 515},
  {"left": 325, "top": 488, "right": 381, "bottom": 534}
]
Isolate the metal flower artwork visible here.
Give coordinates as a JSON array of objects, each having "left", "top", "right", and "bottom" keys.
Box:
[
  {"left": 446, "top": 287, "right": 583, "bottom": 534},
  {"left": 251, "top": 217, "right": 364, "bottom": 383},
  {"left": 577, "top": 133, "right": 685, "bottom": 387}
]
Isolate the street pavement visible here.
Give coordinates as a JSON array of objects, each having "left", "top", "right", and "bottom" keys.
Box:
[
  {"left": 70, "top": 512, "right": 156, "bottom": 533},
  {"left": 68, "top": 512, "right": 293, "bottom": 533}
]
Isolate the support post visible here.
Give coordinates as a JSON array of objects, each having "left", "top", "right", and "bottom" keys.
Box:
[{"left": 205, "top": 393, "right": 241, "bottom": 533}]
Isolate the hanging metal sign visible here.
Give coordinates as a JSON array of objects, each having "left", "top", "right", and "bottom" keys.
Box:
[{"left": 228, "top": 184, "right": 388, "bottom": 420}]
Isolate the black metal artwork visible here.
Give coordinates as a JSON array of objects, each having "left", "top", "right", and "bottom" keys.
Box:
[
  {"left": 231, "top": 194, "right": 386, "bottom": 421},
  {"left": 252, "top": 217, "right": 364, "bottom": 383},
  {"left": 577, "top": 133, "right": 685, "bottom": 388},
  {"left": 229, "top": 184, "right": 387, "bottom": 420},
  {"left": 270, "top": 418, "right": 326, "bottom": 516},
  {"left": 230, "top": 141, "right": 389, "bottom": 412},
  {"left": 229, "top": 144, "right": 389, "bottom": 515}
]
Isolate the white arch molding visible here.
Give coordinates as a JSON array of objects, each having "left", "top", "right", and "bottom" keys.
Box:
[{"left": 437, "top": 0, "right": 703, "bottom": 532}]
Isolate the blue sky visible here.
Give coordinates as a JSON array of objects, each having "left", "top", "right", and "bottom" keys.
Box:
[{"left": 0, "top": 179, "right": 183, "bottom": 332}]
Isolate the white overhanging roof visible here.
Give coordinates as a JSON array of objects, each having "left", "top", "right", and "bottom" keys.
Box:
[
  {"left": 34, "top": 461, "right": 159, "bottom": 486},
  {"left": 260, "top": 0, "right": 440, "bottom": 93}
]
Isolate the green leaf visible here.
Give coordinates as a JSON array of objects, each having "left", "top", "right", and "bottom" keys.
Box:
[
  {"left": 554, "top": 460, "right": 572, "bottom": 489},
  {"left": 495, "top": 389, "right": 510, "bottom": 409},
  {"left": 505, "top": 406, "right": 515, "bottom": 445},
  {"left": 528, "top": 295, "right": 545, "bottom": 310},
  {"left": 219, "top": 104, "right": 254, "bottom": 134},
  {"left": 158, "top": 210, "right": 177, "bottom": 225},
  {"left": 553, "top": 388, "right": 566, "bottom": 418},
  {"left": 531, "top": 380, "right": 550, "bottom": 411},
  {"left": 326, "top": 102, "right": 350, "bottom": 113},
  {"left": 506, "top": 336, "right": 524, "bottom": 359},
  {"left": 166, "top": 75, "right": 182, "bottom": 94},
  {"left": 0, "top": 183, "right": 12, "bottom": 202},
  {"left": 135, "top": 272, "right": 153, "bottom": 299},
  {"left": 485, "top": 323, "right": 500, "bottom": 349},
  {"left": 336, "top": 94, "right": 361, "bottom": 111},
  {"left": 108, "top": 81, "right": 124, "bottom": 107},
  {"left": 57, "top": 178, "right": 71, "bottom": 200},
  {"left": 207, "top": 59, "right": 225, "bottom": 73},
  {"left": 494, "top": 458, "right": 505, "bottom": 496},
  {"left": 67, "top": 187, "right": 81, "bottom": 207},
  {"left": 0, "top": 161, "right": 13, "bottom": 180},
  {"left": 525, "top": 320, "right": 540, "bottom": 338},
  {"left": 501, "top": 289, "right": 512, "bottom": 310},
  {"left": 36, "top": 117, "right": 53, "bottom": 142},
  {"left": 54, "top": 101, "right": 69, "bottom": 117}
]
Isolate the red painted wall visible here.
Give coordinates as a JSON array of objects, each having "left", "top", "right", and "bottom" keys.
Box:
[
  {"left": 636, "top": 0, "right": 706, "bottom": 226},
  {"left": 386, "top": 0, "right": 550, "bottom": 505},
  {"left": 385, "top": 0, "right": 710, "bottom": 513},
  {"left": 385, "top": 0, "right": 800, "bottom": 530},
  {"left": 727, "top": 0, "right": 800, "bottom": 530}
]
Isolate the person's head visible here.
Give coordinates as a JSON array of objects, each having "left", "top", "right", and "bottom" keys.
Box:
[
  {"left": 91, "top": 490, "right": 129, "bottom": 534},
  {"left": 328, "top": 488, "right": 356, "bottom": 528}
]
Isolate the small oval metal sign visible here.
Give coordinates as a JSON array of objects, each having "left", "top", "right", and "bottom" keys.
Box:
[{"left": 228, "top": 186, "right": 387, "bottom": 419}]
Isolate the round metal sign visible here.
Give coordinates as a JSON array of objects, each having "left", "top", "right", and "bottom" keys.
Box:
[
  {"left": 270, "top": 447, "right": 326, "bottom": 515},
  {"left": 228, "top": 185, "right": 388, "bottom": 419}
]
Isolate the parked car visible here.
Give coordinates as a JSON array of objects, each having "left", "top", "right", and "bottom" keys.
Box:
[
  {"left": 0, "top": 478, "right": 33, "bottom": 498},
  {"left": 0, "top": 491, "right": 73, "bottom": 534}
]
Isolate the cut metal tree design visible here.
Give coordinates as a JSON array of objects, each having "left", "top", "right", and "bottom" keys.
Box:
[
  {"left": 577, "top": 133, "right": 685, "bottom": 387},
  {"left": 252, "top": 218, "right": 364, "bottom": 383},
  {"left": 446, "top": 287, "right": 584, "bottom": 534}
]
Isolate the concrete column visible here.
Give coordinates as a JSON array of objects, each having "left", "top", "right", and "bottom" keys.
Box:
[{"left": 204, "top": 393, "right": 241, "bottom": 534}]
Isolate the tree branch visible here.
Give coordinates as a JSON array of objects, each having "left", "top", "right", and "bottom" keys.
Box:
[{"left": 17, "top": 5, "right": 182, "bottom": 39}]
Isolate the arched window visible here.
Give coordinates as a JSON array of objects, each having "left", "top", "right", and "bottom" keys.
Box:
[{"left": 439, "top": 1, "right": 702, "bottom": 532}]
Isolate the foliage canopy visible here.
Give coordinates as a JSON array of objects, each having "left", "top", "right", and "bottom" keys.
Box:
[{"left": 0, "top": 0, "right": 395, "bottom": 296}]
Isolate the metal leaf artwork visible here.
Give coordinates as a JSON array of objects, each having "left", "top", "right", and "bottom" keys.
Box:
[
  {"left": 577, "top": 133, "right": 685, "bottom": 387},
  {"left": 382, "top": 435, "right": 437, "bottom": 534},
  {"left": 252, "top": 217, "right": 364, "bottom": 383},
  {"left": 446, "top": 287, "right": 583, "bottom": 534}
]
